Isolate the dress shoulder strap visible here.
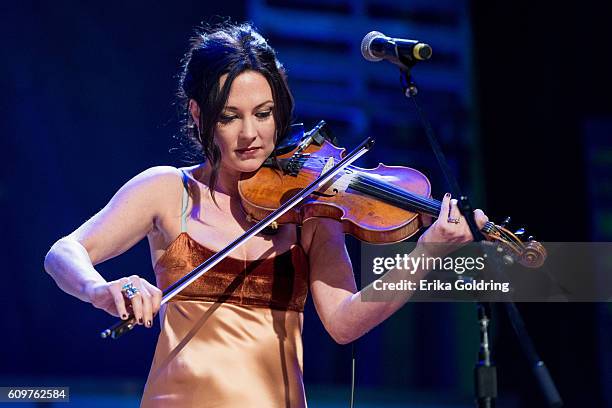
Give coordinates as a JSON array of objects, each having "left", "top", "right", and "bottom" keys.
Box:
[{"left": 179, "top": 169, "right": 189, "bottom": 233}]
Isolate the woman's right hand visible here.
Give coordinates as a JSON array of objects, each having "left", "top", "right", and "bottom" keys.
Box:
[{"left": 85, "top": 275, "right": 162, "bottom": 328}]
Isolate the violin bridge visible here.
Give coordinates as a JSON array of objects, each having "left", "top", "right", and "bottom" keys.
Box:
[{"left": 321, "top": 156, "right": 335, "bottom": 175}]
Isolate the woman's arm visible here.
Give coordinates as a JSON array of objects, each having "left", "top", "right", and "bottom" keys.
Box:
[
  {"left": 43, "top": 166, "right": 180, "bottom": 324},
  {"left": 305, "top": 194, "right": 488, "bottom": 344}
]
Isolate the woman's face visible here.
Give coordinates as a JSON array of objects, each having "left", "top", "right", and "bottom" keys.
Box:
[{"left": 213, "top": 70, "right": 276, "bottom": 175}]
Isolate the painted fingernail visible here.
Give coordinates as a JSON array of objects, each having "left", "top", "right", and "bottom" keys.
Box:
[
  {"left": 146, "top": 320, "right": 152, "bottom": 327},
  {"left": 138, "top": 318, "right": 143, "bottom": 324},
  {"left": 445, "top": 192, "right": 451, "bottom": 198},
  {"left": 122, "top": 314, "right": 128, "bottom": 320}
]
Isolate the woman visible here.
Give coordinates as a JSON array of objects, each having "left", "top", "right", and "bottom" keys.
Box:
[{"left": 44, "top": 22, "right": 488, "bottom": 407}]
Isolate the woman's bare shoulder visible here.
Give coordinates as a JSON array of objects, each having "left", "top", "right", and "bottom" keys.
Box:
[
  {"left": 102, "top": 165, "right": 188, "bottom": 217},
  {"left": 131, "top": 165, "right": 204, "bottom": 207},
  {"left": 130, "top": 165, "right": 182, "bottom": 186},
  {"left": 121, "top": 165, "right": 199, "bottom": 198}
]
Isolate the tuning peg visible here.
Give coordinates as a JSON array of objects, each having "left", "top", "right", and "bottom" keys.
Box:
[
  {"left": 514, "top": 228, "right": 526, "bottom": 236},
  {"left": 503, "top": 255, "right": 514, "bottom": 265},
  {"left": 528, "top": 236, "right": 536, "bottom": 242},
  {"left": 500, "top": 216, "right": 511, "bottom": 228}
]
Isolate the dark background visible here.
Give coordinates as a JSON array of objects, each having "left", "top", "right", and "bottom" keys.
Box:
[{"left": 2, "top": 1, "right": 611, "bottom": 407}]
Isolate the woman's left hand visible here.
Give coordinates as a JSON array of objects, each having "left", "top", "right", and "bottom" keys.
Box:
[{"left": 417, "top": 193, "right": 489, "bottom": 255}]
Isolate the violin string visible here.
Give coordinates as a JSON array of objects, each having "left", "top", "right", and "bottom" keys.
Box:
[
  {"left": 331, "top": 172, "right": 439, "bottom": 215},
  {"left": 297, "top": 158, "right": 440, "bottom": 213},
  {"left": 302, "top": 160, "right": 506, "bottom": 231},
  {"left": 298, "top": 161, "right": 502, "bottom": 229},
  {"left": 491, "top": 225, "right": 524, "bottom": 253},
  {"left": 349, "top": 172, "right": 502, "bottom": 237},
  {"left": 356, "top": 182, "right": 523, "bottom": 252},
  {"left": 299, "top": 159, "right": 496, "bottom": 220},
  {"left": 353, "top": 173, "right": 442, "bottom": 214},
  {"left": 343, "top": 173, "right": 522, "bottom": 247},
  {"left": 287, "top": 157, "right": 525, "bottom": 249},
  {"left": 287, "top": 168, "right": 431, "bottom": 215},
  {"left": 349, "top": 175, "right": 440, "bottom": 215}
]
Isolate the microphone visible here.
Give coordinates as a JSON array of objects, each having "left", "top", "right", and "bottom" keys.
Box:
[{"left": 361, "top": 31, "right": 432, "bottom": 68}]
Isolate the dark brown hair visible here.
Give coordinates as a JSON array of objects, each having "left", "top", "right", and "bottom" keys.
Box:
[{"left": 177, "top": 21, "right": 294, "bottom": 198}]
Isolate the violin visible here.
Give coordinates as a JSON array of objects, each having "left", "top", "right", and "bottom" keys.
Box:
[{"left": 239, "top": 121, "right": 547, "bottom": 269}]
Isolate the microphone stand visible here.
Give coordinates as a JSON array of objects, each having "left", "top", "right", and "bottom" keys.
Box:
[{"left": 399, "top": 67, "right": 563, "bottom": 408}]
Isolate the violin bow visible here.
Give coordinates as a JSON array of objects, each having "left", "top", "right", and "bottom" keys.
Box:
[{"left": 100, "top": 137, "right": 375, "bottom": 339}]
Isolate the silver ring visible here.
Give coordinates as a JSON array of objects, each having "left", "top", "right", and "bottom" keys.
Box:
[
  {"left": 121, "top": 282, "right": 140, "bottom": 300},
  {"left": 447, "top": 217, "right": 461, "bottom": 224}
]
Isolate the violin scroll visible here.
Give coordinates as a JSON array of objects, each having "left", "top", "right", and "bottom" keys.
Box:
[{"left": 483, "top": 222, "right": 547, "bottom": 268}]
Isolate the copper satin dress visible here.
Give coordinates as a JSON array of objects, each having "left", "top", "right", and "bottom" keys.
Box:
[{"left": 140, "top": 172, "right": 310, "bottom": 408}]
